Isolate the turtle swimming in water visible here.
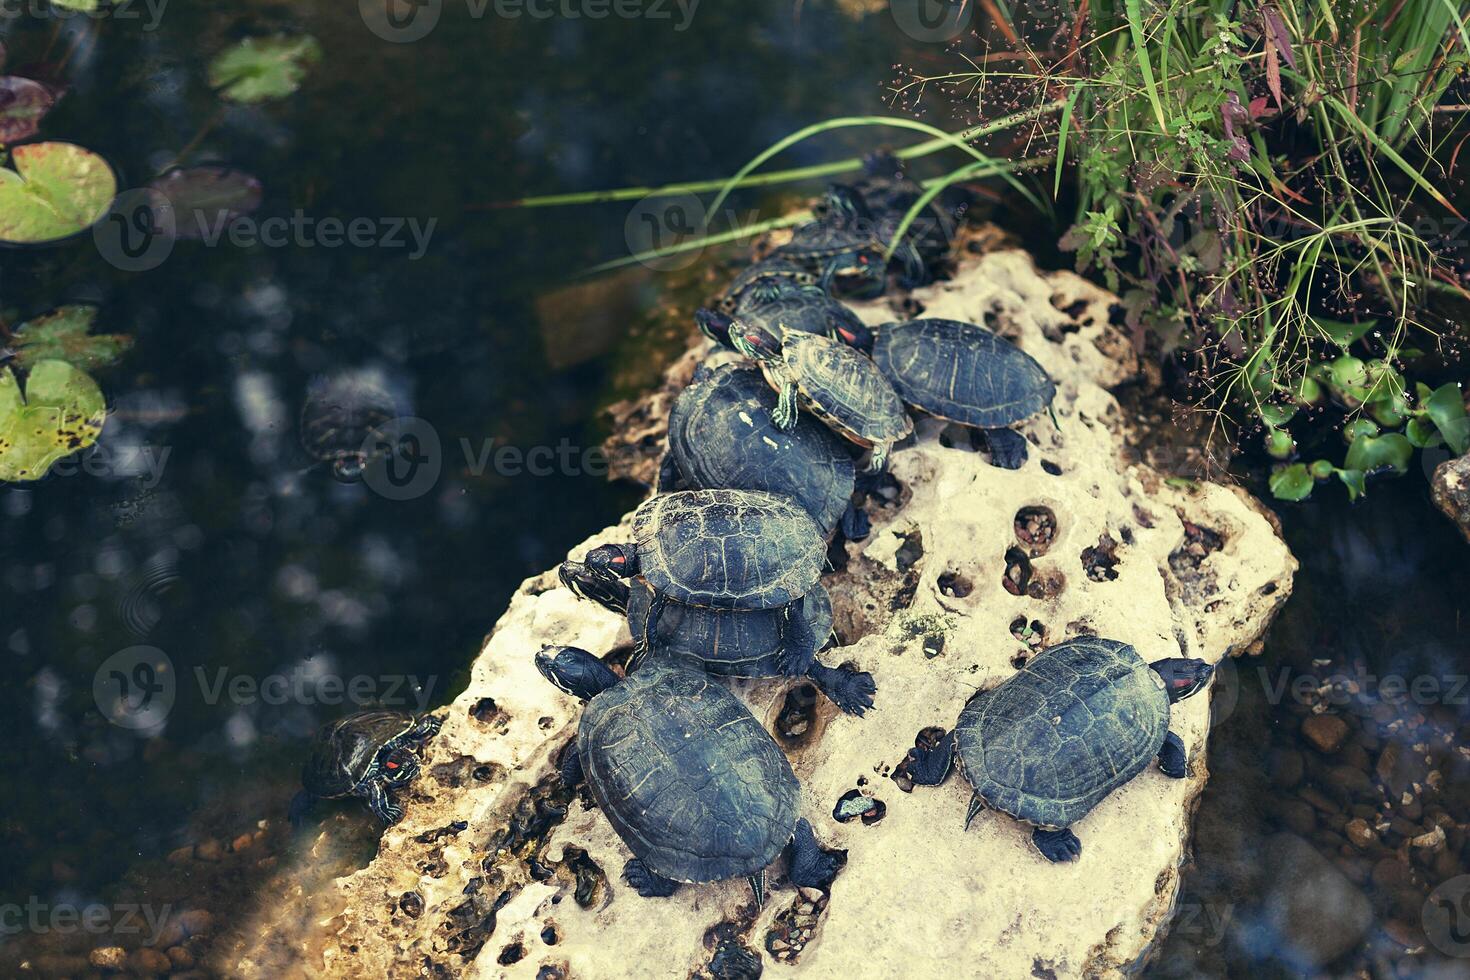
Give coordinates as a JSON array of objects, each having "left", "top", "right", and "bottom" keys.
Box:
[
  {"left": 661, "top": 361, "right": 868, "bottom": 539},
  {"left": 289, "top": 708, "right": 441, "bottom": 825},
  {"left": 559, "top": 560, "right": 876, "bottom": 715},
  {"left": 536, "top": 646, "right": 845, "bottom": 904},
  {"left": 706, "top": 311, "right": 911, "bottom": 470},
  {"left": 299, "top": 373, "right": 400, "bottom": 482},
  {"left": 905, "top": 636, "right": 1213, "bottom": 862},
  {"left": 578, "top": 488, "right": 826, "bottom": 652},
  {"left": 832, "top": 317, "right": 1056, "bottom": 470}
]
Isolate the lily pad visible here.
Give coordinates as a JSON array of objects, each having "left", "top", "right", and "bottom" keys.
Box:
[
  {"left": 0, "top": 141, "right": 117, "bottom": 244},
  {"left": 0, "top": 76, "right": 55, "bottom": 143},
  {"left": 209, "top": 36, "right": 321, "bottom": 104},
  {"left": 13, "top": 306, "right": 133, "bottom": 371},
  {"left": 147, "top": 167, "right": 263, "bottom": 240},
  {"left": 0, "top": 360, "right": 106, "bottom": 482},
  {"left": 1268, "top": 463, "right": 1314, "bottom": 502},
  {"left": 51, "top": 0, "right": 100, "bottom": 9},
  {"left": 1344, "top": 431, "right": 1413, "bottom": 476},
  {"left": 1426, "top": 382, "right": 1469, "bottom": 455}
]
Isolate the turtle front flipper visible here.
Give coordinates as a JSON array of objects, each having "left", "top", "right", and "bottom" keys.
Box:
[
  {"left": 360, "top": 779, "right": 404, "bottom": 824},
  {"left": 1032, "top": 827, "right": 1081, "bottom": 863},
  {"left": 867, "top": 440, "right": 893, "bottom": 473},
  {"left": 1157, "top": 731, "right": 1188, "bottom": 778},
  {"left": 807, "top": 661, "right": 876, "bottom": 716},
  {"left": 839, "top": 501, "right": 871, "bottom": 541},
  {"left": 787, "top": 818, "right": 844, "bottom": 891},
  {"left": 656, "top": 452, "right": 681, "bottom": 492},
  {"left": 772, "top": 378, "right": 800, "bottom": 430},
  {"left": 983, "top": 428, "right": 1028, "bottom": 469},
  {"left": 904, "top": 728, "right": 955, "bottom": 786},
  {"left": 404, "top": 714, "right": 441, "bottom": 742},
  {"left": 773, "top": 605, "right": 819, "bottom": 677},
  {"left": 623, "top": 859, "right": 679, "bottom": 898},
  {"left": 558, "top": 747, "right": 584, "bottom": 788}
]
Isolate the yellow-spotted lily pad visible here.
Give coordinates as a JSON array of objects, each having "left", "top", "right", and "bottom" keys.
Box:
[
  {"left": 0, "top": 141, "right": 117, "bottom": 244},
  {"left": 0, "top": 360, "right": 107, "bottom": 482}
]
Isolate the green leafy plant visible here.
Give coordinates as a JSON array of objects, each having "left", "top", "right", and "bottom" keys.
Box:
[
  {"left": 209, "top": 35, "right": 322, "bottom": 104},
  {"left": 11, "top": 306, "right": 133, "bottom": 371},
  {"left": 0, "top": 360, "right": 106, "bottom": 483}
]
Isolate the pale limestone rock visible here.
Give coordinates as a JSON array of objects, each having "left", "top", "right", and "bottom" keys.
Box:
[{"left": 226, "top": 248, "right": 1295, "bottom": 980}]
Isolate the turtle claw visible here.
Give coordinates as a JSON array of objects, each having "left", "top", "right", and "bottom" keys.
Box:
[
  {"left": 1158, "top": 731, "right": 1188, "bottom": 778},
  {"left": 904, "top": 729, "right": 955, "bottom": 786},
  {"left": 839, "top": 502, "right": 871, "bottom": 542},
  {"left": 787, "top": 818, "right": 844, "bottom": 890},
  {"left": 1032, "top": 827, "right": 1081, "bottom": 863},
  {"left": 623, "top": 860, "right": 679, "bottom": 898},
  {"left": 983, "top": 428, "right": 1028, "bottom": 469},
  {"left": 807, "top": 662, "right": 876, "bottom": 716}
]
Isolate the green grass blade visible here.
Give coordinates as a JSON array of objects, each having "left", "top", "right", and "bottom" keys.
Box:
[
  {"left": 580, "top": 212, "right": 808, "bottom": 277},
  {"left": 1324, "top": 94, "right": 1465, "bottom": 218},
  {"left": 1125, "top": 0, "right": 1169, "bottom": 133},
  {"left": 1054, "top": 84, "right": 1079, "bottom": 198}
]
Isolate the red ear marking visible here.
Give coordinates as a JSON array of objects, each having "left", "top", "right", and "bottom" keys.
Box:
[
  {"left": 611, "top": 555, "right": 626, "bottom": 565},
  {"left": 746, "top": 334, "right": 762, "bottom": 346},
  {"left": 838, "top": 328, "right": 856, "bottom": 342},
  {"left": 386, "top": 761, "right": 400, "bottom": 769}
]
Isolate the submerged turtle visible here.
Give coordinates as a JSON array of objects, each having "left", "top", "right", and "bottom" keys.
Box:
[
  {"left": 536, "top": 647, "right": 844, "bottom": 903},
  {"left": 905, "top": 637, "right": 1213, "bottom": 862},
  {"left": 661, "top": 361, "right": 868, "bottom": 539},
  {"left": 299, "top": 374, "right": 400, "bottom": 482},
  {"left": 818, "top": 151, "right": 964, "bottom": 285},
  {"left": 579, "top": 488, "right": 826, "bottom": 648},
  {"left": 707, "top": 312, "right": 911, "bottom": 470},
  {"left": 560, "top": 560, "right": 876, "bottom": 715},
  {"left": 290, "top": 708, "right": 441, "bottom": 825},
  {"left": 834, "top": 318, "right": 1056, "bottom": 469}
]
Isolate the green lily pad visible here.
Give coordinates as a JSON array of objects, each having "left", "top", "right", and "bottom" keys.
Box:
[
  {"left": 0, "top": 76, "right": 56, "bottom": 143},
  {"left": 209, "top": 36, "right": 322, "bottom": 104},
  {"left": 1310, "top": 316, "right": 1376, "bottom": 349},
  {"left": 51, "top": 0, "right": 100, "bottom": 9},
  {"left": 0, "top": 360, "right": 106, "bottom": 482},
  {"left": 13, "top": 306, "right": 133, "bottom": 371},
  {"left": 1269, "top": 463, "right": 1314, "bottom": 502},
  {"left": 1336, "top": 468, "right": 1367, "bottom": 501},
  {"left": 0, "top": 141, "right": 116, "bottom": 244},
  {"left": 1344, "top": 431, "right": 1412, "bottom": 476},
  {"left": 1426, "top": 382, "right": 1469, "bottom": 455},
  {"left": 1406, "top": 416, "right": 1445, "bottom": 449}
]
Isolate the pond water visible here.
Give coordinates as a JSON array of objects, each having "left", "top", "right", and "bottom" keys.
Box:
[{"left": 2, "top": 2, "right": 1467, "bottom": 977}]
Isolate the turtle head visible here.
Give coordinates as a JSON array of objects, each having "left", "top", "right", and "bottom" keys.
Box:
[
  {"left": 830, "top": 319, "right": 875, "bottom": 354},
  {"left": 584, "top": 543, "right": 638, "bottom": 578},
  {"left": 819, "top": 183, "right": 870, "bottom": 222},
  {"left": 695, "top": 307, "right": 738, "bottom": 349},
  {"left": 1150, "top": 658, "right": 1214, "bottom": 703},
  {"left": 559, "top": 559, "right": 630, "bottom": 615},
  {"left": 535, "top": 646, "right": 620, "bottom": 701},
  {"left": 377, "top": 745, "right": 420, "bottom": 785},
  {"left": 730, "top": 321, "right": 782, "bottom": 364}
]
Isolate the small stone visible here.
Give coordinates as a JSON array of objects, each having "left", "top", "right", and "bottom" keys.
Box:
[
  {"left": 1298, "top": 787, "right": 1340, "bottom": 815},
  {"left": 195, "top": 838, "right": 224, "bottom": 862},
  {"left": 178, "top": 909, "right": 213, "bottom": 937},
  {"left": 166, "top": 845, "right": 194, "bottom": 865},
  {"left": 1302, "top": 715, "right": 1350, "bottom": 754},
  {"left": 1277, "top": 799, "right": 1317, "bottom": 836},
  {"left": 129, "top": 947, "right": 171, "bottom": 974},
  {"left": 166, "top": 946, "right": 195, "bottom": 970},
  {"left": 1268, "top": 748, "right": 1305, "bottom": 788},
  {"left": 1371, "top": 857, "right": 1413, "bottom": 890},
  {"left": 1324, "top": 765, "right": 1374, "bottom": 799},
  {"left": 1382, "top": 917, "right": 1427, "bottom": 950},
  {"left": 88, "top": 946, "right": 128, "bottom": 970},
  {"left": 231, "top": 832, "right": 255, "bottom": 853},
  {"left": 1344, "top": 819, "right": 1376, "bottom": 849},
  {"left": 153, "top": 917, "right": 187, "bottom": 949},
  {"left": 1410, "top": 825, "right": 1446, "bottom": 852},
  {"left": 798, "top": 887, "right": 824, "bottom": 903}
]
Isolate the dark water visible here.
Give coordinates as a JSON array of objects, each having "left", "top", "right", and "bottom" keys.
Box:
[{"left": 3, "top": 2, "right": 1468, "bottom": 977}]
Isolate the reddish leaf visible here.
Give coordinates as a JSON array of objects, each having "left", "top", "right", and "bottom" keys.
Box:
[
  {"left": 1248, "top": 96, "right": 1272, "bottom": 119},
  {"left": 1262, "top": 5, "right": 1297, "bottom": 70},
  {"left": 0, "top": 77, "right": 55, "bottom": 143},
  {"left": 1265, "top": 42, "right": 1283, "bottom": 109},
  {"left": 147, "top": 167, "right": 263, "bottom": 240}
]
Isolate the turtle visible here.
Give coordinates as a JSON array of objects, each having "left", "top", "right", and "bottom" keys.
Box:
[
  {"left": 578, "top": 488, "right": 826, "bottom": 651},
  {"left": 707, "top": 311, "right": 912, "bottom": 471},
  {"left": 299, "top": 373, "right": 400, "bottom": 482},
  {"left": 714, "top": 278, "right": 870, "bottom": 343},
  {"left": 832, "top": 317, "right": 1057, "bottom": 470},
  {"left": 816, "top": 151, "right": 965, "bottom": 285},
  {"left": 719, "top": 257, "right": 820, "bottom": 312},
  {"left": 289, "top": 708, "right": 441, "bottom": 825},
  {"left": 559, "top": 559, "right": 876, "bottom": 715},
  {"left": 904, "top": 636, "right": 1214, "bottom": 862},
  {"left": 660, "top": 361, "right": 868, "bottom": 539},
  {"left": 535, "top": 646, "right": 844, "bottom": 904}
]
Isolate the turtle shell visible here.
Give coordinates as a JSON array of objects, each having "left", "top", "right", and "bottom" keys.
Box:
[
  {"left": 723, "top": 258, "right": 816, "bottom": 308},
  {"left": 872, "top": 319, "right": 1056, "bottom": 428},
  {"left": 299, "top": 375, "right": 398, "bottom": 463},
  {"left": 632, "top": 489, "right": 824, "bottom": 610},
  {"left": 777, "top": 330, "right": 912, "bottom": 449},
  {"left": 627, "top": 580, "right": 833, "bottom": 675},
  {"left": 668, "top": 364, "right": 855, "bottom": 535},
  {"left": 579, "top": 662, "right": 799, "bottom": 883},
  {"left": 733, "top": 283, "right": 868, "bottom": 340},
  {"left": 302, "top": 708, "right": 416, "bottom": 798},
  {"left": 953, "top": 637, "right": 1170, "bottom": 829}
]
